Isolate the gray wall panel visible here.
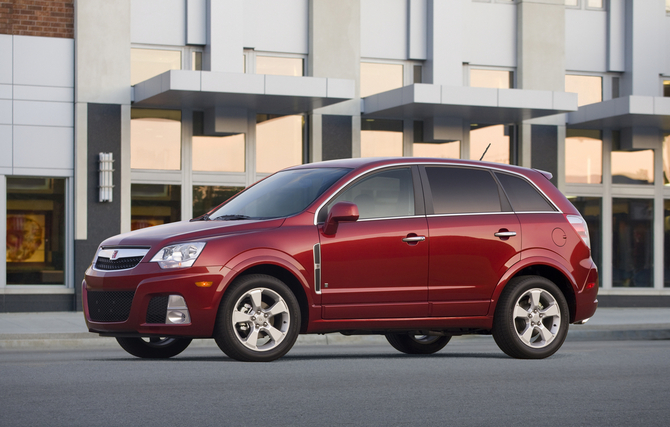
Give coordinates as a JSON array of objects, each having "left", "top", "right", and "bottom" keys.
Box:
[
  {"left": 565, "top": 9, "right": 607, "bottom": 72},
  {"left": 531, "top": 124, "right": 558, "bottom": 186},
  {"left": 322, "top": 115, "right": 352, "bottom": 160},
  {"left": 361, "top": 0, "right": 407, "bottom": 60},
  {"left": 465, "top": 1, "right": 516, "bottom": 67},
  {"left": 245, "top": 0, "right": 308, "bottom": 53},
  {"left": 131, "top": 0, "right": 185, "bottom": 46}
]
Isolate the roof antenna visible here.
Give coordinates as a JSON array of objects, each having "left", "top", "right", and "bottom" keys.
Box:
[{"left": 479, "top": 143, "right": 491, "bottom": 161}]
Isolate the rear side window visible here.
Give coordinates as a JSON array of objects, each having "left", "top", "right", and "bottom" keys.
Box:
[
  {"left": 424, "top": 167, "right": 502, "bottom": 214},
  {"left": 495, "top": 172, "right": 556, "bottom": 212}
]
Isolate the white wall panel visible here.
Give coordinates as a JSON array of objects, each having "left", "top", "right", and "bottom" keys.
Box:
[
  {"left": 13, "top": 36, "right": 74, "bottom": 87},
  {"left": 13, "top": 126, "right": 73, "bottom": 171},
  {"left": 13, "top": 86, "right": 73, "bottom": 102},
  {"left": 0, "top": 84, "right": 11, "bottom": 100},
  {"left": 131, "top": 0, "right": 185, "bottom": 46},
  {"left": 187, "top": 0, "right": 207, "bottom": 45},
  {"left": 565, "top": 9, "right": 607, "bottom": 72},
  {"left": 0, "top": 99, "right": 11, "bottom": 125},
  {"left": 13, "top": 101, "right": 73, "bottom": 127},
  {"left": 465, "top": 2, "right": 516, "bottom": 67},
  {"left": 0, "top": 125, "right": 11, "bottom": 169},
  {"left": 361, "top": 0, "right": 407, "bottom": 60},
  {"left": 244, "top": 0, "right": 308, "bottom": 53},
  {"left": 0, "top": 35, "right": 11, "bottom": 84},
  {"left": 666, "top": 17, "right": 670, "bottom": 75}
]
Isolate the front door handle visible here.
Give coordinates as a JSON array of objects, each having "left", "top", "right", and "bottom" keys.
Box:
[
  {"left": 402, "top": 236, "right": 426, "bottom": 243},
  {"left": 494, "top": 231, "right": 517, "bottom": 238}
]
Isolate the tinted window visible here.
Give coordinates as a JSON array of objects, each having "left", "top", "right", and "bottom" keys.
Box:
[
  {"left": 495, "top": 172, "right": 555, "bottom": 212},
  {"left": 328, "top": 168, "right": 415, "bottom": 220},
  {"left": 425, "top": 167, "right": 501, "bottom": 214}
]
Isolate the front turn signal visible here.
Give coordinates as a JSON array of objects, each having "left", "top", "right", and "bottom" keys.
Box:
[{"left": 195, "top": 281, "right": 213, "bottom": 288}]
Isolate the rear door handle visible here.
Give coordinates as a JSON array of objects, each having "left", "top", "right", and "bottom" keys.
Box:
[
  {"left": 494, "top": 231, "right": 517, "bottom": 238},
  {"left": 402, "top": 236, "right": 426, "bottom": 243}
]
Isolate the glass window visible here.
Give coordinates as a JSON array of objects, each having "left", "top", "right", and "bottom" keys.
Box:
[
  {"left": 361, "top": 119, "right": 403, "bottom": 158},
  {"left": 565, "top": 75, "right": 602, "bottom": 107},
  {"left": 360, "top": 62, "right": 403, "bottom": 98},
  {"left": 612, "top": 149, "right": 654, "bottom": 185},
  {"left": 565, "top": 129, "right": 602, "bottom": 184},
  {"left": 131, "top": 184, "right": 181, "bottom": 230},
  {"left": 665, "top": 200, "right": 670, "bottom": 287},
  {"left": 131, "top": 109, "right": 181, "bottom": 170},
  {"left": 6, "top": 178, "right": 66, "bottom": 285},
  {"left": 413, "top": 142, "right": 460, "bottom": 159},
  {"left": 470, "top": 69, "right": 513, "bottom": 89},
  {"left": 470, "top": 125, "right": 510, "bottom": 164},
  {"left": 568, "top": 197, "right": 602, "bottom": 280},
  {"left": 664, "top": 134, "right": 670, "bottom": 185},
  {"left": 585, "top": 0, "right": 604, "bottom": 9},
  {"left": 256, "top": 56, "right": 304, "bottom": 77},
  {"left": 191, "top": 52, "right": 202, "bottom": 71},
  {"left": 193, "top": 134, "right": 245, "bottom": 173},
  {"left": 667, "top": 0, "right": 670, "bottom": 14},
  {"left": 131, "top": 48, "right": 181, "bottom": 86},
  {"left": 330, "top": 168, "right": 414, "bottom": 220},
  {"left": 193, "top": 186, "right": 244, "bottom": 218},
  {"left": 665, "top": 81, "right": 670, "bottom": 97},
  {"left": 612, "top": 198, "right": 653, "bottom": 287},
  {"left": 496, "top": 172, "right": 555, "bottom": 212},
  {"left": 565, "top": 0, "right": 579, "bottom": 6},
  {"left": 426, "top": 167, "right": 502, "bottom": 214},
  {"left": 256, "top": 115, "right": 303, "bottom": 174}
]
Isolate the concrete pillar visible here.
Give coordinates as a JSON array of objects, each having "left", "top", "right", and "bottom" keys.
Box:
[{"left": 204, "top": 0, "right": 244, "bottom": 73}]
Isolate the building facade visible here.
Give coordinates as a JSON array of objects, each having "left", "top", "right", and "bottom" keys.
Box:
[{"left": 1, "top": 0, "right": 670, "bottom": 312}]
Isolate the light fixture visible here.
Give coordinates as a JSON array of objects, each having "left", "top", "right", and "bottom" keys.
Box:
[{"left": 98, "top": 152, "right": 114, "bottom": 202}]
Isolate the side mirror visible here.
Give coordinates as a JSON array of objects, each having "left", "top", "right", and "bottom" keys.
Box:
[{"left": 323, "top": 202, "right": 359, "bottom": 235}]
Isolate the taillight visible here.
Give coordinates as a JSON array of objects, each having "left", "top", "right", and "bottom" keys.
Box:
[{"left": 567, "top": 214, "right": 590, "bottom": 250}]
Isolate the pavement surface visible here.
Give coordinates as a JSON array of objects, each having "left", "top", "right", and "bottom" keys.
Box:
[{"left": 1, "top": 307, "right": 669, "bottom": 349}]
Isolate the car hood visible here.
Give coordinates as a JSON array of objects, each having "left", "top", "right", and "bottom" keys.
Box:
[{"left": 99, "top": 218, "right": 286, "bottom": 248}]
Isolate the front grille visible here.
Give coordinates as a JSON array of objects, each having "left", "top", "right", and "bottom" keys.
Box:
[
  {"left": 146, "top": 296, "right": 169, "bottom": 324},
  {"left": 87, "top": 290, "right": 135, "bottom": 322},
  {"left": 95, "top": 256, "right": 143, "bottom": 271}
]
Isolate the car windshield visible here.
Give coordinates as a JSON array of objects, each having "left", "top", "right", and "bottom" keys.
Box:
[{"left": 207, "top": 168, "right": 351, "bottom": 220}]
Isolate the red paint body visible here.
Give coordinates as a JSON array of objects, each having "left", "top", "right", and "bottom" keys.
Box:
[{"left": 83, "top": 158, "right": 598, "bottom": 339}]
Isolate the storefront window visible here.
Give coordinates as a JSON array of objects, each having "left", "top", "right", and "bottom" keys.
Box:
[
  {"left": 256, "top": 56, "right": 304, "bottom": 76},
  {"left": 193, "top": 186, "right": 245, "bottom": 218},
  {"left": 612, "top": 198, "right": 653, "bottom": 287},
  {"left": 663, "top": 134, "right": 669, "bottom": 185},
  {"left": 6, "top": 178, "right": 65, "bottom": 285},
  {"left": 568, "top": 197, "right": 602, "bottom": 282},
  {"left": 131, "top": 184, "right": 181, "bottom": 231},
  {"left": 193, "top": 134, "right": 245, "bottom": 173},
  {"left": 131, "top": 48, "right": 181, "bottom": 86},
  {"left": 256, "top": 115, "right": 303, "bottom": 174},
  {"left": 413, "top": 141, "right": 460, "bottom": 159},
  {"left": 130, "top": 109, "right": 182, "bottom": 171},
  {"left": 470, "top": 124, "right": 510, "bottom": 164},
  {"left": 665, "top": 200, "right": 670, "bottom": 287},
  {"left": 360, "top": 62, "right": 403, "bottom": 98},
  {"left": 565, "top": 129, "right": 602, "bottom": 184},
  {"left": 470, "top": 69, "right": 513, "bottom": 89},
  {"left": 361, "top": 119, "right": 403, "bottom": 158},
  {"left": 611, "top": 149, "right": 654, "bottom": 185},
  {"left": 565, "top": 75, "right": 602, "bottom": 107}
]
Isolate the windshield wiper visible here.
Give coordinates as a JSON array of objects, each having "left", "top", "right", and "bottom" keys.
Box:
[{"left": 211, "top": 214, "right": 252, "bottom": 221}]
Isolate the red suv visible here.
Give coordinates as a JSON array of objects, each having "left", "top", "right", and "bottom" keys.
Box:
[{"left": 84, "top": 158, "right": 598, "bottom": 361}]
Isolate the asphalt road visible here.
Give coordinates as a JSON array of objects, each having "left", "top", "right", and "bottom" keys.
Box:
[{"left": 1, "top": 337, "right": 669, "bottom": 426}]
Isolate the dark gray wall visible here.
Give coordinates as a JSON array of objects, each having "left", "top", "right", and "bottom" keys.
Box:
[
  {"left": 530, "top": 125, "right": 558, "bottom": 186},
  {"left": 322, "top": 115, "right": 352, "bottom": 160},
  {"left": 73, "top": 103, "right": 123, "bottom": 311}
]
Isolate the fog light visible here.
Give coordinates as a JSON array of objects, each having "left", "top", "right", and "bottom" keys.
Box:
[{"left": 165, "top": 295, "right": 191, "bottom": 324}]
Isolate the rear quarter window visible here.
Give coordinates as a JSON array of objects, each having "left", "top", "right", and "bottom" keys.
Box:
[
  {"left": 495, "top": 172, "right": 556, "bottom": 212},
  {"left": 425, "top": 167, "right": 502, "bottom": 214}
]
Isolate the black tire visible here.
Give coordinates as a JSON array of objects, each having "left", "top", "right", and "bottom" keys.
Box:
[
  {"left": 492, "top": 275, "right": 569, "bottom": 359},
  {"left": 116, "top": 336, "right": 192, "bottom": 359},
  {"left": 214, "top": 274, "right": 301, "bottom": 362},
  {"left": 385, "top": 333, "right": 451, "bottom": 354}
]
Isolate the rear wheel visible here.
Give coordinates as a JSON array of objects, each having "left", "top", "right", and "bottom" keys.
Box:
[
  {"left": 492, "top": 275, "right": 569, "bottom": 359},
  {"left": 385, "top": 333, "right": 451, "bottom": 354},
  {"left": 116, "top": 336, "right": 192, "bottom": 359}
]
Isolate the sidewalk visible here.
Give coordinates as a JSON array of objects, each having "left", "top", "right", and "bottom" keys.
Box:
[{"left": 1, "top": 307, "right": 669, "bottom": 349}]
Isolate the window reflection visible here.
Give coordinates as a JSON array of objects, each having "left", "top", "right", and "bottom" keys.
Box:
[
  {"left": 665, "top": 200, "right": 670, "bottom": 287},
  {"left": 612, "top": 150, "right": 654, "bottom": 185},
  {"left": 565, "top": 129, "right": 602, "bottom": 184},
  {"left": 192, "top": 186, "right": 244, "bottom": 218},
  {"left": 586, "top": 0, "right": 603, "bottom": 8},
  {"left": 612, "top": 198, "right": 653, "bottom": 287},
  {"left": 664, "top": 134, "right": 670, "bottom": 185},
  {"left": 361, "top": 119, "right": 403, "bottom": 158},
  {"left": 193, "top": 134, "right": 245, "bottom": 173},
  {"left": 256, "top": 115, "right": 303, "bottom": 174},
  {"left": 665, "top": 81, "right": 670, "bottom": 97},
  {"left": 131, "top": 184, "right": 181, "bottom": 230},
  {"left": 568, "top": 197, "right": 602, "bottom": 283},
  {"left": 360, "top": 62, "right": 403, "bottom": 98},
  {"left": 131, "top": 48, "right": 181, "bottom": 86},
  {"left": 6, "top": 178, "right": 65, "bottom": 285},
  {"left": 256, "top": 56, "right": 304, "bottom": 77},
  {"left": 470, "top": 69, "right": 513, "bottom": 89},
  {"left": 565, "top": 75, "right": 602, "bottom": 107},
  {"left": 131, "top": 109, "right": 181, "bottom": 170},
  {"left": 470, "top": 125, "right": 510, "bottom": 164}
]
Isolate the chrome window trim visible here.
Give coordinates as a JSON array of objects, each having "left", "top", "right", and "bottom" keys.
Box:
[{"left": 313, "top": 161, "right": 562, "bottom": 225}]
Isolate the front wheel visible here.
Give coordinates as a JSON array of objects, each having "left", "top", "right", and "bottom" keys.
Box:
[
  {"left": 116, "top": 336, "right": 192, "bottom": 359},
  {"left": 385, "top": 333, "right": 451, "bottom": 354},
  {"left": 492, "top": 276, "right": 569, "bottom": 359},
  {"left": 214, "top": 274, "right": 301, "bottom": 362}
]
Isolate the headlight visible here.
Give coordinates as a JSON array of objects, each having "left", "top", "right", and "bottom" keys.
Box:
[{"left": 150, "top": 242, "right": 206, "bottom": 269}]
